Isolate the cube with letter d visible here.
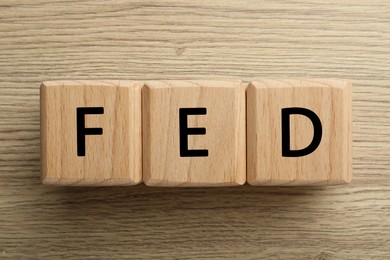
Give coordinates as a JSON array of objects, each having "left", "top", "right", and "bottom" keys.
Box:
[
  {"left": 247, "top": 79, "right": 352, "bottom": 185},
  {"left": 142, "top": 80, "right": 246, "bottom": 186},
  {"left": 40, "top": 80, "right": 142, "bottom": 185}
]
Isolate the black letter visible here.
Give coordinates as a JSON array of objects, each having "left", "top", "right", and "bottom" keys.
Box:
[
  {"left": 282, "top": 107, "right": 322, "bottom": 157},
  {"left": 179, "top": 108, "right": 208, "bottom": 157},
  {"left": 77, "top": 107, "right": 104, "bottom": 156}
]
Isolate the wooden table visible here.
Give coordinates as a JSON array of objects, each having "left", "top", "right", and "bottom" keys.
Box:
[{"left": 1, "top": 1, "right": 389, "bottom": 259}]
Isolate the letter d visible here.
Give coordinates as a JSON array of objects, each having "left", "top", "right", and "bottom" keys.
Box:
[{"left": 281, "top": 107, "right": 322, "bottom": 157}]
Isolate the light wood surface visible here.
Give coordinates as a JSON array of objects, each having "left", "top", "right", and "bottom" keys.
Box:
[
  {"left": 247, "top": 79, "right": 352, "bottom": 185},
  {"left": 0, "top": 0, "right": 389, "bottom": 259},
  {"left": 143, "top": 80, "right": 246, "bottom": 186},
  {"left": 41, "top": 80, "right": 142, "bottom": 185}
]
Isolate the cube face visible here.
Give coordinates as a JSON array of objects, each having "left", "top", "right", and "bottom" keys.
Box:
[
  {"left": 247, "top": 79, "right": 352, "bottom": 185},
  {"left": 143, "top": 80, "right": 246, "bottom": 187},
  {"left": 41, "top": 80, "right": 142, "bottom": 185}
]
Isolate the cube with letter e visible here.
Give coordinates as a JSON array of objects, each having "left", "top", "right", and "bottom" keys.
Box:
[{"left": 142, "top": 80, "right": 246, "bottom": 186}]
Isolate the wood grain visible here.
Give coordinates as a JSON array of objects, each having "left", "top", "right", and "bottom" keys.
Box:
[
  {"left": 143, "top": 80, "right": 246, "bottom": 186},
  {"left": 247, "top": 79, "right": 352, "bottom": 185},
  {"left": 0, "top": 0, "right": 389, "bottom": 259},
  {"left": 41, "top": 80, "right": 142, "bottom": 185}
]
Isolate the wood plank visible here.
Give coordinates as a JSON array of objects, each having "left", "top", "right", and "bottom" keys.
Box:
[{"left": 0, "top": 1, "right": 389, "bottom": 259}]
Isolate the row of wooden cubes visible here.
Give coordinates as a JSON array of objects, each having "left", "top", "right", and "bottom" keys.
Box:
[{"left": 40, "top": 79, "right": 352, "bottom": 186}]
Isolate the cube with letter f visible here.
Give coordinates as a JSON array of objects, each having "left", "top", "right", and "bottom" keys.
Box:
[{"left": 40, "top": 80, "right": 142, "bottom": 185}]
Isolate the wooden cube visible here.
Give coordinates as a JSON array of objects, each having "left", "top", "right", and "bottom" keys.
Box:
[
  {"left": 40, "top": 80, "right": 142, "bottom": 185},
  {"left": 142, "top": 80, "right": 246, "bottom": 186},
  {"left": 247, "top": 79, "right": 352, "bottom": 185}
]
